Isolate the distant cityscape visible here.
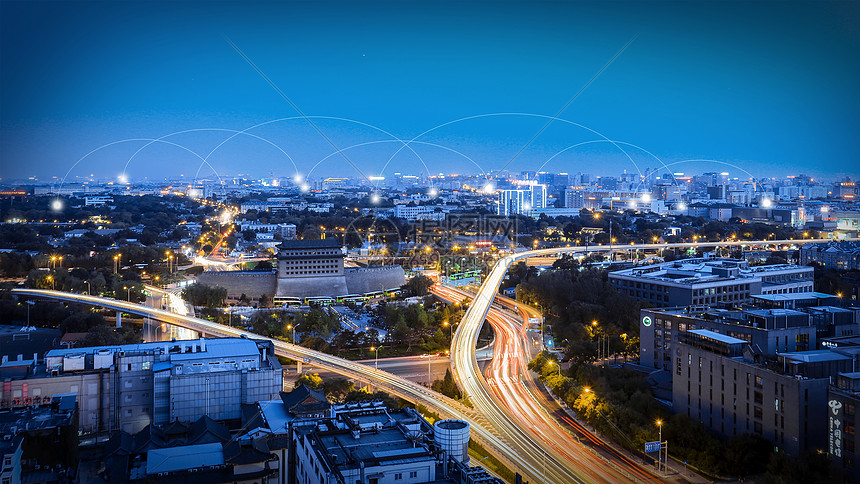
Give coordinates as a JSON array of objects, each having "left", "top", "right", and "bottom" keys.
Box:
[{"left": 1, "top": 165, "right": 860, "bottom": 483}]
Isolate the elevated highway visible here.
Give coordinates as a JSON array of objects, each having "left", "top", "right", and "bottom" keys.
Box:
[
  {"left": 448, "top": 237, "right": 853, "bottom": 482},
  {"left": 10, "top": 288, "right": 540, "bottom": 481},
  {"left": 13, "top": 237, "right": 850, "bottom": 482}
]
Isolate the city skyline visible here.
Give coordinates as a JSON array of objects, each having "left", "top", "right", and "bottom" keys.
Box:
[{"left": 2, "top": 1, "right": 860, "bottom": 183}]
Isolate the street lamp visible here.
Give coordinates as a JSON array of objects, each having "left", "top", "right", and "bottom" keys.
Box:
[
  {"left": 47, "top": 275, "right": 54, "bottom": 290},
  {"left": 592, "top": 320, "right": 600, "bottom": 364},
  {"left": 620, "top": 333, "right": 628, "bottom": 363},
  {"left": 287, "top": 324, "right": 296, "bottom": 343},
  {"left": 371, "top": 346, "right": 380, "bottom": 369},
  {"left": 25, "top": 300, "right": 35, "bottom": 327},
  {"left": 428, "top": 352, "right": 434, "bottom": 387},
  {"left": 656, "top": 419, "right": 664, "bottom": 473},
  {"left": 123, "top": 286, "right": 130, "bottom": 301},
  {"left": 85, "top": 281, "right": 91, "bottom": 295}
]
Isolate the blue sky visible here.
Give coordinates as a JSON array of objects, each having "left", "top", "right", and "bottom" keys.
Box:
[{"left": 1, "top": 0, "right": 859, "bottom": 183}]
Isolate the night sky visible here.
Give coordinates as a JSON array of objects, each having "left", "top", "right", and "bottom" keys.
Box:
[{"left": 1, "top": 0, "right": 859, "bottom": 183}]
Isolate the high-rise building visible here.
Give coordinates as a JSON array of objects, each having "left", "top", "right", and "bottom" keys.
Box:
[
  {"left": 564, "top": 187, "right": 585, "bottom": 209},
  {"left": 673, "top": 329, "right": 843, "bottom": 456},
  {"left": 828, "top": 372, "right": 860, "bottom": 482},
  {"left": 530, "top": 184, "right": 547, "bottom": 211},
  {"left": 537, "top": 172, "right": 554, "bottom": 186},
  {"left": 497, "top": 189, "right": 530, "bottom": 216},
  {"left": 496, "top": 185, "right": 547, "bottom": 216}
]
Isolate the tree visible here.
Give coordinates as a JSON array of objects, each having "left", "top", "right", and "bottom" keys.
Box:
[
  {"left": 295, "top": 373, "right": 323, "bottom": 390},
  {"left": 431, "top": 368, "right": 461, "bottom": 399},
  {"left": 406, "top": 274, "right": 433, "bottom": 296},
  {"left": 182, "top": 283, "right": 227, "bottom": 308},
  {"left": 59, "top": 311, "right": 107, "bottom": 333},
  {"left": 82, "top": 324, "right": 139, "bottom": 347},
  {"left": 324, "top": 378, "right": 355, "bottom": 402},
  {"left": 724, "top": 433, "right": 772, "bottom": 477}
]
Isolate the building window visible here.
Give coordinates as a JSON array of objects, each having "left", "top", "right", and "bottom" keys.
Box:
[{"left": 394, "top": 473, "right": 403, "bottom": 480}]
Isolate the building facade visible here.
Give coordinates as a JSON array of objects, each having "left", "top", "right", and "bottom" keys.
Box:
[
  {"left": 609, "top": 258, "right": 814, "bottom": 307},
  {"left": 672, "top": 329, "right": 842, "bottom": 455},
  {"left": 828, "top": 372, "right": 860, "bottom": 482},
  {"left": 0, "top": 338, "right": 282, "bottom": 435},
  {"left": 639, "top": 293, "right": 859, "bottom": 371},
  {"left": 277, "top": 239, "right": 345, "bottom": 278},
  {"left": 801, "top": 241, "right": 860, "bottom": 271}
]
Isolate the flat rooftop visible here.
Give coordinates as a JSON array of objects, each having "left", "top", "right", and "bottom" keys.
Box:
[
  {"left": 45, "top": 337, "right": 259, "bottom": 360},
  {"left": 752, "top": 292, "right": 836, "bottom": 302},
  {"left": 689, "top": 329, "right": 747, "bottom": 345},
  {"left": 779, "top": 350, "right": 853, "bottom": 363}
]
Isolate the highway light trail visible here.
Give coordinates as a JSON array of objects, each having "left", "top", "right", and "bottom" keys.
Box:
[
  {"left": 10, "top": 288, "right": 535, "bottom": 480},
  {"left": 438, "top": 282, "right": 644, "bottom": 483},
  {"left": 15, "top": 238, "right": 854, "bottom": 483}
]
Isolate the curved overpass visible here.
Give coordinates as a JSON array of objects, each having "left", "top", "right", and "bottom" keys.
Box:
[
  {"left": 12, "top": 237, "right": 849, "bottom": 483},
  {"left": 10, "top": 288, "right": 537, "bottom": 481},
  {"left": 449, "top": 237, "right": 854, "bottom": 483}
]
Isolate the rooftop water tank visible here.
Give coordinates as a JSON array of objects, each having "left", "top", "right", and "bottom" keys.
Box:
[{"left": 434, "top": 419, "right": 469, "bottom": 463}]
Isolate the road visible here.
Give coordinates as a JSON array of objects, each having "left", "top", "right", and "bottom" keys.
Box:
[
  {"left": 438, "top": 284, "right": 659, "bottom": 483},
  {"left": 440, "top": 277, "right": 643, "bottom": 483},
  {"left": 10, "top": 288, "right": 541, "bottom": 481},
  {"left": 300, "top": 355, "right": 468, "bottom": 387},
  {"left": 15, "top": 238, "right": 851, "bottom": 482},
  {"left": 193, "top": 255, "right": 268, "bottom": 271},
  {"left": 443, "top": 238, "right": 849, "bottom": 482}
]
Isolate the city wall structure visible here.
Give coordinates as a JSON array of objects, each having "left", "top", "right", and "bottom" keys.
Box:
[{"left": 196, "top": 240, "right": 406, "bottom": 302}]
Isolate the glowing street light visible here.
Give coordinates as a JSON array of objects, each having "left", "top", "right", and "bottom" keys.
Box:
[
  {"left": 371, "top": 346, "right": 380, "bottom": 369},
  {"left": 46, "top": 275, "right": 54, "bottom": 290}
]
